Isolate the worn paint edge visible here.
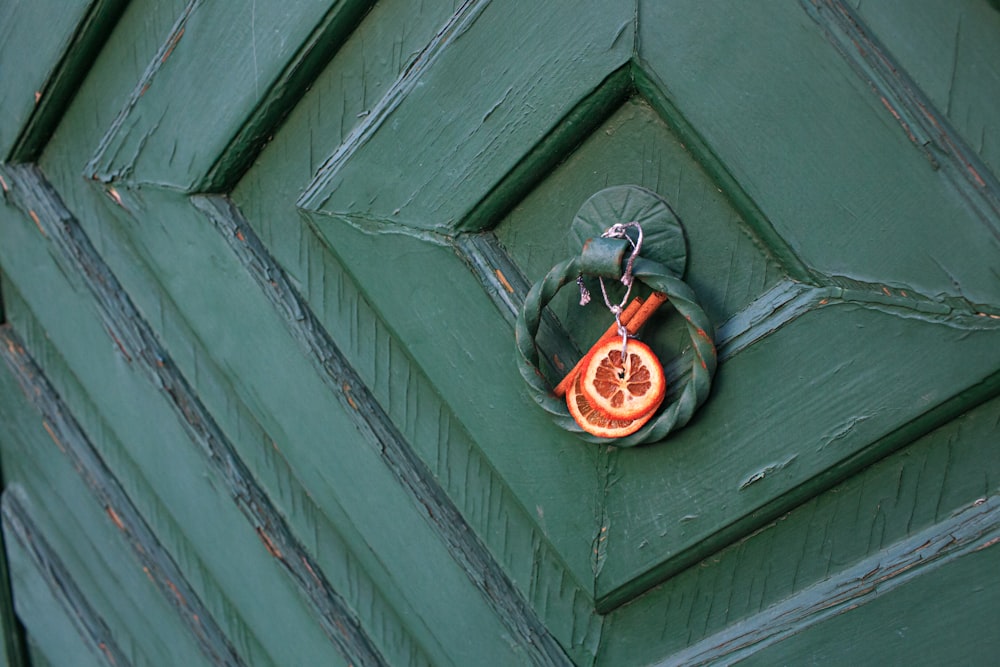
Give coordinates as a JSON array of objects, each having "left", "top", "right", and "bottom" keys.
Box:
[
  {"left": 0, "top": 326, "right": 246, "bottom": 667},
  {"left": 658, "top": 494, "right": 1000, "bottom": 666},
  {"left": 0, "top": 164, "right": 388, "bottom": 667},
  {"left": 298, "top": 0, "right": 492, "bottom": 211},
  {"left": 197, "top": 0, "right": 375, "bottom": 192},
  {"left": 802, "top": 0, "right": 1000, "bottom": 241},
  {"left": 84, "top": 0, "right": 206, "bottom": 183},
  {"left": 6, "top": 0, "right": 129, "bottom": 163},
  {"left": 193, "top": 194, "right": 578, "bottom": 667},
  {"left": 1, "top": 491, "right": 130, "bottom": 666}
]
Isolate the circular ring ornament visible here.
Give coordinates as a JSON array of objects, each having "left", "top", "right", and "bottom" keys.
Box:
[{"left": 514, "top": 187, "right": 717, "bottom": 447}]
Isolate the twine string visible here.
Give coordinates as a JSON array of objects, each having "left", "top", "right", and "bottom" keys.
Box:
[{"left": 597, "top": 222, "right": 644, "bottom": 357}]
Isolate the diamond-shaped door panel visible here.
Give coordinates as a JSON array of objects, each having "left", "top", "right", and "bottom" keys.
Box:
[
  {"left": 492, "top": 96, "right": 786, "bottom": 354},
  {"left": 294, "top": 0, "right": 1000, "bottom": 611}
]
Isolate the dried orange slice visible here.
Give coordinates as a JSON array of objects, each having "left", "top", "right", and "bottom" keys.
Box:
[
  {"left": 566, "top": 373, "right": 655, "bottom": 438},
  {"left": 579, "top": 338, "right": 666, "bottom": 420}
]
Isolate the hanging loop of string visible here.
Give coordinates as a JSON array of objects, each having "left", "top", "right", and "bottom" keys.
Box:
[{"left": 589, "top": 222, "right": 645, "bottom": 357}]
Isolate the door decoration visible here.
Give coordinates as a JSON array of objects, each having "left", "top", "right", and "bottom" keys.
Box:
[{"left": 515, "top": 186, "right": 717, "bottom": 447}]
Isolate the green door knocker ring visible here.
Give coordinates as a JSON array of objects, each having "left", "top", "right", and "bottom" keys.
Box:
[{"left": 514, "top": 186, "right": 717, "bottom": 447}]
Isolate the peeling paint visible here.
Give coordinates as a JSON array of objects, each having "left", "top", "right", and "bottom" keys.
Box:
[{"left": 740, "top": 455, "right": 798, "bottom": 491}]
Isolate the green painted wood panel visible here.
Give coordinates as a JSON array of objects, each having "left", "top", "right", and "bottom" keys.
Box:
[
  {"left": 0, "top": 213, "right": 328, "bottom": 664},
  {"left": 86, "top": 0, "right": 374, "bottom": 191},
  {"left": 639, "top": 0, "right": 1000, "bottom": 307},
  {"left": 598, "top": 392, "right": 1000, "bottom": 664},
  {"left": 299, "top": 0, "right": 635, "bottom": 231},
  {"left": 2, "top": 513, "right": 112, "bottom": 667},
  {"left": 0, "top": 0, "right": 998, "bottom": 664},
  {"left": 0, "top": 0, "right": 126, "bottom": 160},
  {"left": 736, "top": 542, "right": 999, "bottom": 666},
  {"left": 0, "top": 390, "right": 218, "bottom": 666}
]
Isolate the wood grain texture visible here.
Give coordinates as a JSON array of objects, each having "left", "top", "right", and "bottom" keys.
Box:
[
  {"left": 0, "top": 516, "right": 26, "bottom": 667},
  {"left": 33, "top": 0, "right": 600, "bottom": 660},
  {"left": 192, "top": 194, "right": 576, "bottom": 667},
  {"left": 598, "top": 392, "right": 1000, "bottom": 665},
  {"left": 231, "top": 2, "right": 610, "bottom": 659},
  {"left": 0, "top": 163, "right": 581, "bottom": 664},
  {"left": 1, "top": 281, "right": 281, "bottom": 667}
]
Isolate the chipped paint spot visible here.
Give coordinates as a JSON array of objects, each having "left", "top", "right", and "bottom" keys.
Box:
[
  {"left": 106, "top": 327, "right": 133, "bottom": 362},
  {"left": 28, "top": 209, "right": 45, "bottom": 236},
  {"left": 342, "top": 382, "right": 358, "bottom": 410},
  {"left": 98, "top": 642, "right": 116, "bottom": 665},
  {"left": 161, "top": 27, "right": 185, "bottom": 63},
  {"left": 301, "top": 555, "right": 323, "bottom": 586},
  {"left": 740, "top": 455, "right": 798, "bottom": 490},
  {"left": 881, "top": 286, "right": 891, "bottom": 297},
  {"left": 106, "top": 187, "right": 124, "bottom": 207},
  {"left": 41, "top": 420, "right": 65, "bottom": 452},
  {"left": 494, "top": 269, "right": 514, "bottom": 294},
  {"left": 0, "top": 174, "right": 8, "bottom": 192},
  {"left": 256, "top": 526, "right": 283, "bottom": 559},
  {"left": 552, "top": 354, "right": 565, "bottom": 371},
  {"left": 974, "top": 536, "right": 1000, "bottom": 552},
  {"left": 165, "top": 579, "right": 187, "bottom": 607},
  {"left": 967, "top": 164, "right": 986, "bottom": 188},
  {"left": 106, "top": 506, "right": 126, "bottom": 531},
  {"left": 34, "top": 91, "right": 41, "bottom": 104}
]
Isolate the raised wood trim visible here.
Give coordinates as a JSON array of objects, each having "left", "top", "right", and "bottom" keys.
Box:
[
  {"left": 0, "top": 165, "right": 392, "bottom": 667},
  {"left": 658, "top": 495, "right": 1000, "bottom": 665},
  {"left": 192, "top": 194, "right": 577, "bottom": 667},
  {"left": 2, "top": 492, "right": 129, "bottom": 666},
  {"left": 2, "top": 0, "right": 128, "bottom": 162},
  {"left": 0, "top": 326, "right": 245, "bottom": 667},
  {"left": 802, "top": 0, "right": 1000, "bottom": 238}
]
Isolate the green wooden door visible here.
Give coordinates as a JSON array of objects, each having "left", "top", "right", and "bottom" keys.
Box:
[{"left": 1, "top": 1, "right": 999, "bottom": 665}]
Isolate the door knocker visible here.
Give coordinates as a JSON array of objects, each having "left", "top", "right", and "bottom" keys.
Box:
[{"left": 514, "top": 186, "right": 717, "bottom": 447}]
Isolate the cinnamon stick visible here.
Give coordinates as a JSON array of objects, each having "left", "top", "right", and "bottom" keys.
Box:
[{"left": 553, "top": 291, "right": 668, "bottom": 397}]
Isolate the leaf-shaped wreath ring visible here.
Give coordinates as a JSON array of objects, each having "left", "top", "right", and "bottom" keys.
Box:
[{"left": 514, "top": 186, "right": 718, "bottom": 447}]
